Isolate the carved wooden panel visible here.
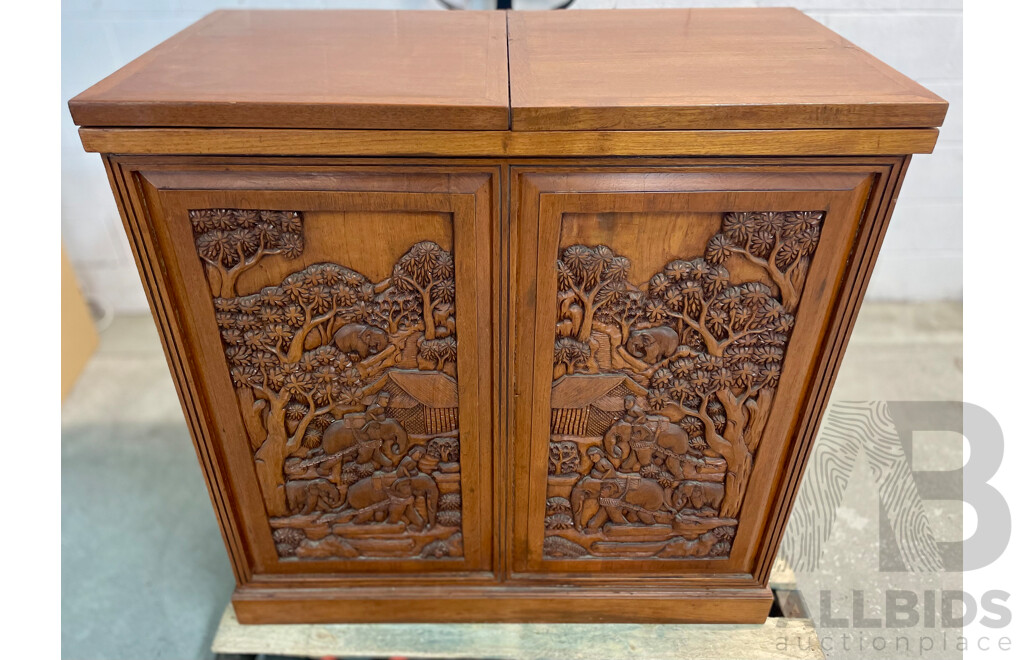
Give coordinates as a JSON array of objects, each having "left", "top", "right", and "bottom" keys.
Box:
[
  {"left": 190, "top": 207, "right": 465, "bottom": 561},
  {"left": 513, "top": 168, "right": 879, "bottom": 576},
  {"left": 543, "top": 211, "right": 823, "bottom": 561}
]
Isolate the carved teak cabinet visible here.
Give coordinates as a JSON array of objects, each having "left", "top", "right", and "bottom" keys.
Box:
[{"left": 71, "top": 9, "right": 946, "bottom": 624}]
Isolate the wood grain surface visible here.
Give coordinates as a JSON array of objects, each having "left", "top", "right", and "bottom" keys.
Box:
[
  {"left": 69, "top": 10, "right": 510, "bottom": 130},
  {"left": 508, "top": 8, "right": 947, "bottom": 131}
]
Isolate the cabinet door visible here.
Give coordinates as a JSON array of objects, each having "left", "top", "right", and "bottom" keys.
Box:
[
  {"left": 511, "top": 164, "right": 887, "bottom": 578},
  {"left": 125, "top": 164, "right": 496, "bottom": 577}
]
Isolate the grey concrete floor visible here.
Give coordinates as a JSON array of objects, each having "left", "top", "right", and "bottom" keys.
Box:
[
  {"left": 784, "top": 303, "right": 964, "bottom": 660},
  {"left": 61, "top": 302, "right": 962, "bottom": 660},
  {"left": 62, "top": 318, "right": 235, "bottom": 660}
]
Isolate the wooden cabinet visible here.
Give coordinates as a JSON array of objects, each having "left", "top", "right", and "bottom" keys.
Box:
[{"left": 71, "top": 9, "right": 945, "bottom": 624}]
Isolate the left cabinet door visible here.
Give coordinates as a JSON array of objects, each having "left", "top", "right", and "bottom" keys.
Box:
[{"left": 111, "top": 161, "right": 496, "bottom": 578}]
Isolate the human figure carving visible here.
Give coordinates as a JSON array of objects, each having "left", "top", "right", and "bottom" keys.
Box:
[
  {"left": 396, "top": 445, "right": 426, "bottom": 478},
  {"left": 603, "top": 396, "right": 656, "bottom": 471},
  {"left": 322, "top": 394, "right": 409, "bottom": 470}
]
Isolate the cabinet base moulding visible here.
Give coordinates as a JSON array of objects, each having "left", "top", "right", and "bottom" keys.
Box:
[{"left": 231, "top": 584, "right": 774, "bottom": 624}]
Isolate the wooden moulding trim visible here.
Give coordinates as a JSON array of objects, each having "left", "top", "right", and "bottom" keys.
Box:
[
  {"left": 241, "top": 569, "right": 761, "bottom": 591},
  {"left": 496, "top": 166, "right": 509, "bottom": 581},
  {"left": 105, "top": 158, "right": 251, "bottom": 584},
  {"left": 511, "top": 103, "right": 949, "bottom": 133},
  {"left": 69, "top": 102, "right": 512, "bottom": 133},
  {"left": 231, "top": 584, "right": 774, "bottom": 624},
  {"left": 751, "top": 157, "right": 910, "bottom": 586},
  {"left": 78, "top": 128, "right": 939, "bottom": 157}
]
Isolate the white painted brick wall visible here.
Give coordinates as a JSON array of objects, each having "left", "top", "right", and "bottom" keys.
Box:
[{"left": 61, "top": 0, "right": 962, "bottom": 314}]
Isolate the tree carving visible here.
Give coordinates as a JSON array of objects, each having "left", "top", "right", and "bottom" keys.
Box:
[
  {"left": 189, "top": 209, "right": 304, "bottom": 297},
  {"left": 646, "top": 271, "right": 792, "bottom": 518},
  {"left": 418, "top": 336, "right": 458, "bottom": 373},
  {"left": 556, "top": 245, "right": 633, "bottom": 342},
  {"left": 370, "top": 287, "right": 421, "bottom": 336},
  {"left": 552, "top": 337, "right": 590, "bottom": 378},
  {"left": 549, "top": 441, "right": 581, "bottom": 475},
  {"left": 596, "top": 287, "right": 647, "bottom": 348},
  {"left": 545, "top": 209, "right": 824, "bottom": 560},
  {"left": 388, "top": 241, "right": 456, "bottom": 340},
  {"left": 216, "top": 263, "right": 372, "bottom": 516},
  {"left": 707, "top": 211, "right": 823, "bottom": 313}
]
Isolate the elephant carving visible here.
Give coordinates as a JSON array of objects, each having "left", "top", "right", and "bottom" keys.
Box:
[
  {"left": 285, "top": 478, "right": 343, "bottom": 515},
  {"left": 344, "top": 473, "right": 438, "bottom": 530},
  {"left": 622, "top": 424, "right": 657, "bottom": 472},
  {"left": 363, "top": 418, "right": 410, "bottom": 464},
  {"left": 626, "top": 326, "right": 680, "bottom": 364},
  {"left": 333, "top": 323, "right": 388, "bottom": 359},
  {"left": 322, "top": 396, "right": 409, "bottom": 465},
  {"left": 651, "top": 420, "right": 693, "bottom": 479},
  {"left": 570, "top": 476, "right": 604, "bottom": 531},
  {"left": 322, "top": 421, "right": 389, "bottom": 468},
  {"left": 344, "top": 475, "right": 413, "bottom": 526},
  {"left": 672, "top": 480, "right": 726, "bottom": 514},
  {"left": 571, "top": 476, "right": 668, "bottom": 532},
  {"left": 603, "top": 421, "right": 633, "bottom": 467}
]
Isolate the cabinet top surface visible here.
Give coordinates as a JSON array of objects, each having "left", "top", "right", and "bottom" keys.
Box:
[
  {"left": 507, "top": 8, "right": 946, "bottom": 131},
  {"left": 70, "top": 8, "right": 946, "bottom": 133},
  {"left": 68, "top": 10, "right": 511, "bottom": 131}
]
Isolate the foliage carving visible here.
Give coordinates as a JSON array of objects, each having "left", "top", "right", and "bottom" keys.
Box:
[{"left": 189, "top": 209, "right": 304, "bottom": 297}]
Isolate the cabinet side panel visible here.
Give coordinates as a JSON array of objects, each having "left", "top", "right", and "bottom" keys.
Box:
[
  {"left": 751, "top": 156, "right": 909, "bottom": 584},
  {"left": 104, "top": 157, "right": 253, "bottom": 584}
]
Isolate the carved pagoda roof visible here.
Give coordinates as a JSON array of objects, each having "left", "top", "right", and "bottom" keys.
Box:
[
  {"left": 362, "top": 370, "right": 459, "bottom": 409},
  {"left": 550, "top": 373, "right": 648, "bottom": 411}
]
